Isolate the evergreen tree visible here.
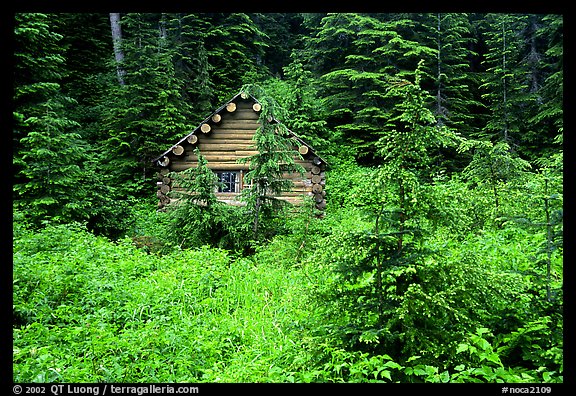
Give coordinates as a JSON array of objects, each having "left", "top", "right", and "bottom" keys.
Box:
[
  {"left": 164, "top": 13, "right": 215, "bottom": 118},
  {"left": 477, "top": 13, "right": 530, "bottom": 148},
  {"left": 399, "top": 13, "right": 483, "bottom": 172},
  {"left": 524, "top": 14, "right": 563, "bottom": 163},
  {"left": 376, "top": 60, "right": 461, "bottom": 245},
  {"left": 13, "top": 13, "right": 93, "bottom": 225},
  {"left": 55, "top": 13, "right": 116, "bottom": 144},
  {"left": 165, "top": 149, "right": 222, "bottom": 248},
  {"left": 99, "top": 13, "right": 197, "bottom": 195},
  {"left": 463, "top": 140, "right": 531, "bottom": 217},
  {"left": 203, "top": 13, "right": 271, "bottom": 101},
  {"left": 418, "top": 14, "right": 483, "bottom": 138},
  {"left": 259, "top": 60, "right": 331, "bottom": 153},
  {"left": 303, "top": 13, "right": 436, "bottom": 164},
  {"left": 238, "top": 84, "right": 305, "bottom": 239}
]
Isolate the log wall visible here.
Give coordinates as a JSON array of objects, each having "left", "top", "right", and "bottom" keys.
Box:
[{"left": 155, "top": 96, "right": 327, "bottom": 211}]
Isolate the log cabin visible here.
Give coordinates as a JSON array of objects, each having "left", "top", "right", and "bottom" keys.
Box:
[{"left": 152, "top": 91, "right": 327, "bottom": 211}]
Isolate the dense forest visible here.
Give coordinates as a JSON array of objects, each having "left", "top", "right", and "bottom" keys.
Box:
[{"left": 13, "top": 12, "right": 563, "bottom": 384}]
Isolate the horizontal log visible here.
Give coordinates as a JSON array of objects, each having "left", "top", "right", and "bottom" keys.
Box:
[
  {"left": 312, "top": 183, "right": 323, "bottom": 193},
  {"left": 172, "top": 145, "right": 184, "bottom": 155},
  {"left": 252, "top": 103, "right": 262, "bottom": 112},
  {"left": 226, "top": 102, "right": 237, "bottom": 112},
  {"left": 298, "top": 145, "right": 309, "bottom": 155},
  {"left": 196, "top": 139, "right": 255, "bottom": 147},
  {"left": 196, "top": 143, "right": 255, "bottom": 151},
  {"left": 214, "top": 121, "right": 260, "bottom": 129},
  {"left": 201, "top": 133, "right": 255, "bottom": 140},
  {"left": 211, "top": 113, "right": 222, "bottom": 123},
  {"left": 185, "top": 154, "right": 246, "bottom": 162},
  {"left": 170, "top": 162, "right": 251, "bottom": 171},
  {"left": 221, "top": 110, "right": 260, "bottom": 120},
  {"left": 182, "top": 149, "right": 258, "bottom": 158},
  {"left": 311, "top": 165, "right": 321, "bottom": 175}
]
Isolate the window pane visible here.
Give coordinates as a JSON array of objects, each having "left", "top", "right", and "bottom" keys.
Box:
[{"left": 217, "top": 172, "right": 238, "bottom": 193}]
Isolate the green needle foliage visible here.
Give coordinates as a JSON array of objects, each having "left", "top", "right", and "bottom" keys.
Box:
[
  {"left": 12, "top": 12, "right": 562, "bottom": 385},
  {"left": 238, "top": 84, "right": 305, "bottom": 240}
]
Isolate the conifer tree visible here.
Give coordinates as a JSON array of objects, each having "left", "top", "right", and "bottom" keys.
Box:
[
  {"left": 303, "top": 13, "right": 436, "bottom": 163},
  {"left": 238, "top": 84, "right": 305, "bottom": 239},
  {"left": 13, "top": 13, "right": 93, "bottom": 225},
  {"left": 376, "top": 60, "right": 460, "bottom": 246},
  {"left": 165, "top": 149, "right": 223, "bottom": 248},
  {"left": 478, "top": 13, "right": 530, "bottom": 148},
  {"left": 203, "top": 13, "right": 270, "bottom": 101},
  {"left": 525, "top": 14, "right": 563, "bottom": 163},
  {"left": 99, "top": 13, "right": 197, "bottom": 194}
]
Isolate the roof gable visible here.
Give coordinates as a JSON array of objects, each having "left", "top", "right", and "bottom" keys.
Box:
[{"left": 152, "top": 90, "right": 326, "bottom": 166}]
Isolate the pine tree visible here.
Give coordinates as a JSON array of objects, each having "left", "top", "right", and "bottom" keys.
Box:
[
  {"left": 478, "top": 13, "right": 530, "bottom": 148},
  {"left": 303, "top": 13, "right": 436, "bottom": 164},
  {"left": 13, "top": 13, "right": 93, "bottom": 225},
  {"left": 99, "top": 13, "right": 197, "bottom": 195},
  {"left": 238, "top": 84, "right": 305, "bottom": 239}
]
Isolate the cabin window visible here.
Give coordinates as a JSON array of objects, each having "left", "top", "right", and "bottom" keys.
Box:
[{"left": 216, "top": 171, "right": 240, "bottom": 193}]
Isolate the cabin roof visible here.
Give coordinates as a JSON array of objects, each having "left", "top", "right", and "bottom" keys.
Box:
[{"left": 152, "top": 90, "right": 327, "bottom": 165}]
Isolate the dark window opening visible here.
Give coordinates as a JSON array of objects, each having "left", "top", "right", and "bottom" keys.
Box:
[{"left": 216, "top": 171, "right": 240, "bottom": 193}]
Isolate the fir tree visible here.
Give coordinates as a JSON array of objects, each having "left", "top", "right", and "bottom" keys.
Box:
[
  {"left": 99, "top": 13, "right": 197, "bottom": 195},
  {"left": 238, "top": 84, "right": 305, "bottom": 239},
  {"left": 478, "top": 13, "right": 530, "bottom": 148},
  {"left": 303, "top": 13, "right": 436, "bottom": 163},
  {"left": 13, "top": 13, "right": 93, "bottom": 225}
]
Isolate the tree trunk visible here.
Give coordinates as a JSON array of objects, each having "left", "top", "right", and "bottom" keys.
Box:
[{"left": 109, "top": 13, "right": 126, "bottom": 86}]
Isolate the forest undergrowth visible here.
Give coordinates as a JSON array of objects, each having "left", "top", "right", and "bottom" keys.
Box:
[{"left": 13, "top": 163, "right": 563, "bottom": 383}]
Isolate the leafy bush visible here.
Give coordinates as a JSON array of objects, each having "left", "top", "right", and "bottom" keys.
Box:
[{"left": 13, "top": 222, "right": 314, "bottom": 382}]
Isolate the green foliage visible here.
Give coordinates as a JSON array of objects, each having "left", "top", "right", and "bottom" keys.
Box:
[
  {"left": 238, "top": 84, "right": 305, "bottom": 239},
  {"left": 13, "top": 222, "right": 315, "bottom": 383},
  {"left": 159, "top": 149, "right": 252, "bottom": 252},
  {"left": 13, "top": 12, "right": 563, "bottom": 385}
]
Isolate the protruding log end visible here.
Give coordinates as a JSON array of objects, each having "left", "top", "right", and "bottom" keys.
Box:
[
  {"left": 226, "top": 102, "right": 237, "bottom": 112},
  {"left": 172, "top": 145, "right": 184, "bottom": 155},
  {"left": 187, "top": 134, "right": 198, "bottom": 144},
  {"left": 298, "top": 145, "right": 309, "bottom": 155},
  {"left": 158, "top": 156, "right": 170, "bottom": 167},
  {"left": 252, "top": 103, "right": 262, "bottom": 112},
  {"left": 200, "top": 123, "right": 211, "bottom": 133},
  {"left": 211, "top": 113, "right": 222, "bottom": 123}
]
